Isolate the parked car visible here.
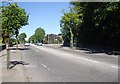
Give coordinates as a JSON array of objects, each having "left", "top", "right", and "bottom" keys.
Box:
[
  {"left": 37, "top": 43, "right": 42, "bottom": 46},
  {"left": 25, "top": 43, "right": 30, "bottom": 46}
]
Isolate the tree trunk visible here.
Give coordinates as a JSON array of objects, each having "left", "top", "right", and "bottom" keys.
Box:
[
  {"left": 6, "top": 36, "right": 10, "bottom": 69},
  {"left": 70, "top": 28, "right": 74, "bottom": 48},
  {"left": 16, "top": 36, "right": 18, "bottom": 50},
  {"left": 15, "top": 29, "right": 19, "bottom": 50}
]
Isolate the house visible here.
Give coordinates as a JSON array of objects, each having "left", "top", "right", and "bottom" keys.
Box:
[{"left": 44, "top": 34, "right": 63, "bottom": 44}]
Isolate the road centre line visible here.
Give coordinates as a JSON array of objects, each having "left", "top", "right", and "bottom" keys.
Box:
[
  {"left": 34, "top": 45, "right": 99, "bottom": 64},
  {"left": 41, "top": 63, "right": 50, "bottom": 70},
  {"left": 42, "top": 64, "right": 47, "bottom": 68},
  {"left": 111, "top": 66, "right": 118, "bottom": 69},
  {"left": 78, "top": 57, "right": 118, "bottom": 69}
]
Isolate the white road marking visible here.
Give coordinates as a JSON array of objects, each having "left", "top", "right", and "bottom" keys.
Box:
[
  {"left": 78, "top": 57, "right": 99, "bottom": 63},
  {"left": 111, "top": 66, "right": 118, "bottom": 69},
  {"left": 32, "top": 45, "right": 119, "bottom": 69},
  {"left": 42, "top": 64, "right": 47, "bottom": 68},
  {"left": 26, "top": 65, "right": 37, "bottom": 68},
  {"left": 41, "top": 64, "right": 50, "bottom": 70},
  {"left": 78, "top": 57, "right": 118, "bottom": 69}
]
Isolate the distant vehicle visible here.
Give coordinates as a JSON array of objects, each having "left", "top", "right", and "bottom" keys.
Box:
[
  {"left": 37, "top": 43, "right": 42, "bottom": 46},
  {"left": 25, "top": 43, "right": 30, "bottom": 46}
]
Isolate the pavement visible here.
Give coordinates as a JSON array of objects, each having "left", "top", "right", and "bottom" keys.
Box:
[{"left": 1, "top": 48, "right": 25, "bottom": 82}]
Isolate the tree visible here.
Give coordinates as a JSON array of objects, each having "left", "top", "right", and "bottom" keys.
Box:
[
  {"left": 2, "top": 3, "right": 29, "bottom": 48},
  {"left": 60, "top": 6, "right": 81, "bottom": 48},
  {"left": 18, "top": 33, "right": 27, "bottom": 44},
  {"left": 28, "top": 35, "right": 36, "bottom": 43},
  {"left": 28, "top": 27, "right": 45, "bottom": 44},
  {"left": 2, "top": 2, "right": 29, "bottom": 69},
  {"left": 60, "top": 2, "right": 120, "bottom": 49},
  {"left": 0, "top": 6, "right": 2, "bottom": 42},
  {"left": 34, "top": 27, "right": 45, "bottom": 43},
  {"left": 74, "top": 2, "right": 120, "bottom": 47}
]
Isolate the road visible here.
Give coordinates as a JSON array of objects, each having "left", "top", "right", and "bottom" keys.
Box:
[{"left": 21, "top": 44, "right": 118, "bottom": 82}]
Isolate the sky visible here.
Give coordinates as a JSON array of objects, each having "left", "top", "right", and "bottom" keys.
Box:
[{"left": 17, "top": 2, "right": 70, "bottom": 40}]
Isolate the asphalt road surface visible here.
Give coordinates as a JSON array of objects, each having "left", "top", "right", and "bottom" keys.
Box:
[{"left": 21, "top": 44, "right": 118, "bottom": 82}]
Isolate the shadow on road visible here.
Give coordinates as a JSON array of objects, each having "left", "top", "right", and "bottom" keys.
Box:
[
  {"left": 9, "top": 47, "right": 30, "bottom": 50},
  {"left": 0, "top": 53, "right": 7, "bottom": 57},
  {"left": 62, "top": 45, "right": 120, "bottom": 55},
  {"left": 9, "top": 61, "right": 29, "bottom": 69},
  {"left": 0, "top": 45, "right": 6, "bottom": 52},
  {"left": 78, "top": 46, "right": 120, "bottom": 55}
]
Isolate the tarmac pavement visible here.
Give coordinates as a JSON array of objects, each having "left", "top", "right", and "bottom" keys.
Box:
[{"left": 1, "top": 48, "right": 25, "bottom": 82}]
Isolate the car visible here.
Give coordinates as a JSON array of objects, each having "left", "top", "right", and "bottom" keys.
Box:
[
  {"left": 37, "top": 43, "right": 42, "bottom": 46},
  {"left": 25, "top": 43, "right": 30, "bottom": 46}
]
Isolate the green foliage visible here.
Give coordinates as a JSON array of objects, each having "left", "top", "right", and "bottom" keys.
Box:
[
  {"left": 18, "top": 33, "right": 27, "bottom": 43},
  {"left": 0, "top": 6, "right": 2, "bottom": 31},
  {"left": 60, "top": 6, "right": 81, "bottom": 47},
  {"left": 9, "top": 38, "right": 16, "bottom": 47},
  {"left": 2, "top": 3, "right": 29, "bottom": 43},
  {"left": 28, "top": 27, "right": 45, "bottom": 43},
  {"left": 28, "top": 34, "right": 36, "bottom": 43},
  {"left": 0, "top": 39, "right": 2, "bottom": 45},
  {"left": 60, "top": 2, "right": 120, "bottom": 49},
  {"left": 34, "top": 27, "right": 45, "bottom": 43}
]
